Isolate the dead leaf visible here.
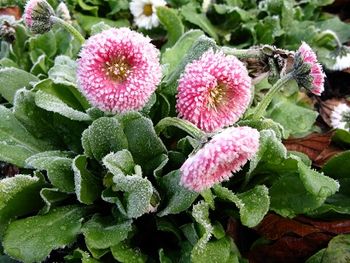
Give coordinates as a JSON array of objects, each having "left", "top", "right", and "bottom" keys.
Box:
[{"left": 0, "top": 6, "right": 22, "bottom": 20}]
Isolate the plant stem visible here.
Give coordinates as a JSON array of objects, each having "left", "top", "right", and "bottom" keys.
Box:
[
  {"left": 155, "top": 117, "right": 207, "bottom": 141},
  {"left": 252, "top": 72, "right": 294, "bottom": 120},
  {"left": 50, "top": 16, "right": 85, "bottom": 45},
  {"left": 222, "top": 47, "right": 264, "bottom": 59}
]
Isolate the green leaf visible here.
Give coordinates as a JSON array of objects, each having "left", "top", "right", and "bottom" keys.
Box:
[
  {"left": 161, "top": 30, "right": 203, "bottom": 75},
  {"left": 39, "top": 188, "right": 69, "bottom": 214},
  {"left": 298, "top": 161, "right": 339, "bottom": 198},
  {"left": 28, "top": 31, "right": 57, "bottom": 60},
  {"left": 181, "top": 2, "right": 218, "bottom": 42},
  {"left": 317, "top": 234, "right": 350, "bottom": 263},
  {"left": 0, "top": 105, "right": 53, "bottom": 167},
  {"left": 161, "top": 35, "right": 217, "bottom": 95},
  {"left": 118, "top": 112, "right": 167, "bottom": 172},
  {"left": 111, "top": 241, "right": 147, "bottom": 263},
  {"left": 191, "top": 201, "right": 213, "bottom": 251},
  {"left": 48, "top": 55, "right": 77, "bottom": 87},
  {"left": 103, "top": 151, "right": 154, "bottom": 219},
  {"left": 191, "top": 236, "right": 239, "bottom": 263},
  {"left": 82, "top": 214, "right": 132, "bottom": 249},
  {"left": 73, "top": 155, "right": 102, "bottom": 205},
  {"left": 75, "top": 13, "right": 129, "bottom": 33},
  {"left": 246, "top": 129, "right": 287, "bottom": 184},
  {"left": 0, "top": 174, "right": 45, "bottom": 235},
  {"left": 267, "top": 94, "right": 318, "bottom": 137},
  {"left": 3, "top": 205, "right": 86, "bottom": 263},
  {"left": 238, "top": 118, "right": 285, "bottom": 140},
  {"left": 157, "top": 170, "right": 198, "bottom": 216},
  {"left": 26, "top": 151, "right": 75, "bottom": 193},
  {"left": 213, "top": 185, "right": 269, "bottom": 227},
  {"left": 35, "top": 90, "right": 91, "bottom": 121},
  {"left": 332, "top": 129, "right": 350, "bottom": 147},
  {"left": 305, "top": 248, "right": 326, "bottom": 263},
  {"left": 91, "top": 22, "right": 112, "bottom": 35},
  {"left": 82, "top": 117, "right": 128, "bottom": 160},
  {"left": 157, "top": 6, "right": 184, "bottom": 49},
  {"left": 0, "top": 67, "right": 38, "bottom": 103},
  {"left": 323, "top": 151, "right": 350, "bottom": 179},
  {"left": 317, "top": 17, "right": 350, "bottom": 43}
]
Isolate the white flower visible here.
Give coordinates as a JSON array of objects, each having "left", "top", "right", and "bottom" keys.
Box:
[
  {"left": 129, "top": 0, "right": 166, "bottom": 30},
  {"left": 202, "top": 0, "right": 211, "bottom": 13},
  {"left": 330, "top": 103, "right": 350, "bottom": 130},
  {"left": 331, "top": 46, "right": 350, "bottom": 71}
]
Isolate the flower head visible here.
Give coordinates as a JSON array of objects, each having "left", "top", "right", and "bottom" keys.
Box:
[
  {"left": 176, "top": 50, "right": 252, "bottom": 132},
  {"left": 180, "top": 126, "right": 260, "bottom": 192},
  {"left": 330, "top": 103, "right": 350, "bottom": 131},
  {"left": 56, "top": 2, "right": 71, "bottom": 22},
  {"left": 130, "top": 0, "right": 166, "bottom": 30},
  {"left": 23, "top": 0, "right": 54, "bottom": 34},
  {"left": 293, "top": 42, "right": 325, "bottom": 96},
  {"left": 77, "top": 28, "right": 162, "bottom": 113}
]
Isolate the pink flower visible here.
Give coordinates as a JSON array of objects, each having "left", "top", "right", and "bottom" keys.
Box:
[
  {"left": 180, "top": 126, "right": 260, "bottom": 192},
  {"left": 176, "top": 50, "right": 252, "bottom": 133},
  {"left": 23, "top": 0, "right": 54, "bottom": 34},
  {"left": 77, "top": 28, "right": 162, "bottom": 113},
  {"left": 295, "top": 42, "right": 325, "bottom": 96}
]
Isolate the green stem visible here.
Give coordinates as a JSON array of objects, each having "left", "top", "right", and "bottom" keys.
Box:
[
  {"left": 50, "top": 16, "right": 85, "bottom": 45},
  {"left": 221, "top": 47, "right": 264, "bottom": 59},
  {"left": 252, "top": 72, "right": 294, "bottom": 120},
  {"left": 155, "top": 117, "right": 207, "bottom": 141}
]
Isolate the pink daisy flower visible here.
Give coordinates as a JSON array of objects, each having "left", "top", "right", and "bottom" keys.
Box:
[
  {"left": 77, "top": 28, "right": 162, "bottom": 113},
  {"left": 176, "top": 50, "right": 252, "bottom": 133},
  {"left": 180, "top": 126, "right": 260, "bottom": 192},
  {"left": 294, "top": 42, "right": 325, "bottom": 96},
  {"left": 23, "top": 0, "right": 54, "bottom": 34}
]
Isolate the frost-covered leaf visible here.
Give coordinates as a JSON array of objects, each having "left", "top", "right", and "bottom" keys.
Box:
[
  {"left": 246, "top": 129, "right": 287, "bottom": 184},
  {"left": 73, "top": 155, "right": 102, "bottom": 205},
  {"left": 82, "top": 214, "right": 132, "bottom": 249},
  {"left": 26, "top": 151, "right": 75, "bottom": 193},
  {"left": 48, "top": 55, "right": 77, "bottom": 87},
  {"left": 40, "top": 188, "right": 69, "bottom": 214},
  {"left": 0, "top": 173, "right": 45, "bottom": 235},
  {"left": 28, "top": 31, "right": 57, "bottom": 60},
  {"left": 157, "top": 170, "right": 198, "bottom": 217},
  {"left": 91, "top": 22, "right": 111, "bottom": 35},
  {"left": 111, "top": 241, "right": 147, "bottom": 263},
  {"left": 156, "top": 6, "right": 184, "bottom": 49},
  {"left": 118, "top": 112, "right": 167, "bottom": 173},
  {"left": 35, "top": 90, "right": 91, "bottom": 121},
  {"left": 3, "top": 205, "right": 86, "bottom": 263},
  {"left": 103, "top": 151, "right": 154, "bottom": 218},
  {"left": 191, "top": 236, "right": 240, "bottom": 263},
  {"left": 238, "top": 118, "right": 285, "bottom": 140},
  {"left": 191, "top": 201, "right": 213, "bottom": 251},
  {"left": 82, "top": 117, "right": 128, "bottom": 160},
  {"left": 213, "top": 185, "right": 269, "bottom": 227},
  {"left": 0, "top": 67, "right": 38, "bottom": 103},
  {"left": 267, "top": 95, "right": 318, "bottom": 137},
  {"left": 318, "top": 234, "right": 350, "bottom": 263},
  {"left": 0, "top": 105, "right": 53, "bottom": 167},
  {"left": 161, "top": 29, "right": 203, "bottom": 77},
  {"left": 13, "top": 89, "right": 62, "bottom": 147}
]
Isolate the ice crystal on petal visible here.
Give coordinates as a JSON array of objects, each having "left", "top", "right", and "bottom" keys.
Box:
[
  {"left": 180, "top": 126, "right": 260, "bottom": 192},
  {"left": 77, "top": 28, "right": 162, "bottom": 113},
  {"left": 176, "top": 50, "right": 252, "bottom": 132}
]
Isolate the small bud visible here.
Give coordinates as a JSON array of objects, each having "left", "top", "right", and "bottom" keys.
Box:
[
  {"left": 292, "top": 42, "right": 325, "bottom": 96},
  {"left": 0, "top": 15, "right": 16, "bottom": 43},
  {"left": 23, "top": 0, "right": 55, "bottom": 34},
  {"left": 56, "top": 2, "right": 71, "bottom": 22}
]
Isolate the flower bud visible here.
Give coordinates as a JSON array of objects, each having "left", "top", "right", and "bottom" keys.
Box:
[
  {"left": 23, "top": 0, "right": 55, "bottom": 34},
  {"left": 0, "top": 15, "right": 16, "bottom": 43}
]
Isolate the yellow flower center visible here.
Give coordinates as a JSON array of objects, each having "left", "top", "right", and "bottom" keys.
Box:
[
  {"left": 207, "top": 84, "right": 230, "bottom": 111},
  {"left": 105, "top": 57, "right": 131, "bottom": 83},
  {"left": 143, "top": 4, "right": 153, "bottom": 16}
]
